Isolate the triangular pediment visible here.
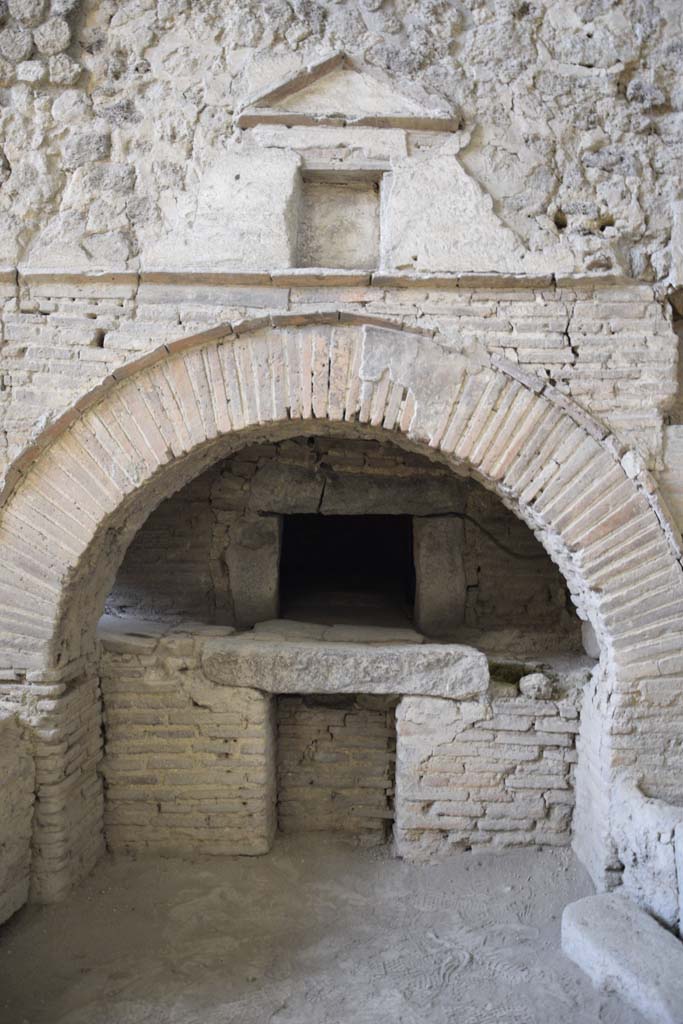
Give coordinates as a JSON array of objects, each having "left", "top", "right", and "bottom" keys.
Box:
[{"left": 237, "top": 52, "right": 458, "bottom": 132}]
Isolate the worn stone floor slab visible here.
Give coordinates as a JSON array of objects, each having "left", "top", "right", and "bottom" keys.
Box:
[
  {"left": 202, "top": 634, "right": 488, "bottom": 698},
  {"left": 562, "top": 893, "right": 683, "bottom": 1024},
  {"left": 0, "top": 837, "right": 645, "bottom": 1024}
]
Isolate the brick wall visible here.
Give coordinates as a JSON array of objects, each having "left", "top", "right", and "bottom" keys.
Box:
[
  {"left": 99, "top": 622, "right": 276, "bottom": 856},
  {"left": 98, "top": 619, "right": 586, "bottom": 859},
  {"left": 0, "top": 674, "right": 104, "bottom": 904},
  {"left": 394, "top": 677, "right": 581, "bottom": 860},
  {"left": 277, "top": 695, "right": 396, "bottom": 844},
  {"left": 0, "top": 714, "right": 35, "bottom": 924},
  {"left": 0, "top": 276, "right": 675, "bottom": 484}
]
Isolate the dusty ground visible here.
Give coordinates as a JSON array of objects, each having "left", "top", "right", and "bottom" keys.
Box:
[{"left": 0, "top": 836, "right": 644, "bottom": 1024}]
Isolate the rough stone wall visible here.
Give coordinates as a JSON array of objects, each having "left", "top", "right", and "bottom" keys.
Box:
[
  {"left": 99, "top": 622, "right": 276, "bottom": 856},
  {"left": 277, "top": 694, "right": 396, "bottom": 844},
  {"left": 0, "top": 278, "right": 675, "bottom": 479},
  {"left": 0, "top": 2, "right": 680, "bottom": 281},
  {"left": 394, "top": 678, "right": 581, "bottom": 860},
  {"left": 0, "top": 713, "right": 35, "bottom": 925},
  {"left": 109, "top": 435, "right": 578, "bottom": 640}
]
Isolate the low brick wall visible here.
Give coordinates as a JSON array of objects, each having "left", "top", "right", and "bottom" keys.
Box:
[
  {"left": 277, "top": 695, "right": 396, "bottom": 843},
  {"left": 0, "top": 714, "right": 35, "bottom": 925},
  {"left": 100, "top": 624, "right": 276, "bottom": 855},
  {"left": 394, "top": 682, "right": 581, "bottom": 860},
  {"left": 99, "top": 619, "right": 586, "bottom": 861}
]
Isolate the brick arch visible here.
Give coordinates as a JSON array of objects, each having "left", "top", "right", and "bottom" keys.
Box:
[{"left": 2, "top": 313, "right": 683, "bottom": 886}]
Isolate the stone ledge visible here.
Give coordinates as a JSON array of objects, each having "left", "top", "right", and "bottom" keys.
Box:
[
  {"left": 562, "top": 893, "right": 683, "bottom": 1024},
  {"left": 202, "top": 633, "right": 488, "bottom": 699},
  {"left": 11, "top": 266, "right": 646, "bottom": 294}
]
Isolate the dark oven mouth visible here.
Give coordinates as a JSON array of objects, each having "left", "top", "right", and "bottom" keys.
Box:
[{"left": 278, "top": 513, "right": 416, "bottom": 627}]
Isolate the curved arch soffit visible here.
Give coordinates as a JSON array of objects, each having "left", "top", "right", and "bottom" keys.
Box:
[{"left": 1, "top": 311, "right": 682, "bottom": 681}]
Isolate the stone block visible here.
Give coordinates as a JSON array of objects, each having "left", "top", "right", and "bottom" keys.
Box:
[
  {"left": 247, "top": 460, "right": 324, "bottom": 513},
  {"left": 562, "top": 894, "right": 683, "bottom": 1024},
  {"left": 202, "top": 635, "right": 488, "bottom": 698},
  {"left": 320, "top": 472, "right": 465, "bottom": 515},
  {"left": 413, "top": 516, "right": 466, "bottom": 636},
  {"left": 224, "top": 515, "right": 281, "bottom": 629},
  {"left": 612, "top": 777, "right": 683, "bottom": 930},
  {"left": 143, "top": 150, "right": 301, "bottom": 272}
]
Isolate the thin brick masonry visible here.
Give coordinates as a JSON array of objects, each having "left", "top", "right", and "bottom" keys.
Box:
[
  {"left": 100, "top": 625, "right": 276, "bottom": 856},
  {"left": 395, "top": 684, "right": 581, "bottom": 859},
  {"left": 98, "top": 620, "right": 583, "bottom": 858},
  {"left": 0, "top": 277, "right": 675, "bottom": 484}
]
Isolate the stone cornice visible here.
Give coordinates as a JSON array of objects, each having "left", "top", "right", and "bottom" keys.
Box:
[{"left": 5, "top": 265, "right": 647, "bottom": 295}]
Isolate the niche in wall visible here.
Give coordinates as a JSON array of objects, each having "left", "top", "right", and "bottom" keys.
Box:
[{"left": 297, "top": 174, "right": 381, "bottom": 269}]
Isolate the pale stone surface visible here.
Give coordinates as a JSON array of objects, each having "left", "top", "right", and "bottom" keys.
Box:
[
  {"left": 223, "top": 515, "right": 281, "bottom": 629},
  {"left": 33, "top": 16, "right": 70, "bottom": 55},
  {"left": 519, "top": 672, "right": 554, "bottom": 700},
  {"left": 381, "top": 150, "right": 539, "bottom": 275},
  {"left": 413, "top": 516, "right": 466, "bottom": 636},
  {"left": 0, "top": 714, "right": 34, "bottom": 925},
  {"left": 202, "top": 635, "right": 489, "bottom": 698},
  {"left": 143, "top": 151, "right": 302, "bottom": 273},
  {"left": 252, "top": 620, "right": 425, "bottom": 645},
  {"left": 267, "top": 63, "right": 438, "bottom": 119},
  {"left": 298, "top": 180, "right": 379, "bottom": 270},
  {"left": 562, "top": 893, "right": 683, "bottom": 1024},
  {"left": 581, "top": 620, "right": 601, "bottom": 659}
]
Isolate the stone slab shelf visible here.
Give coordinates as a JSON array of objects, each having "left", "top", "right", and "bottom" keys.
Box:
[{"left": 201, "top": 631, "right": 488, "bottom": 699}]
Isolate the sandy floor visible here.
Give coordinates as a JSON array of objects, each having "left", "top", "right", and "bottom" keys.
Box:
[{"left": 0, "top": 836, "right": 644, "bottom": 1024}]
